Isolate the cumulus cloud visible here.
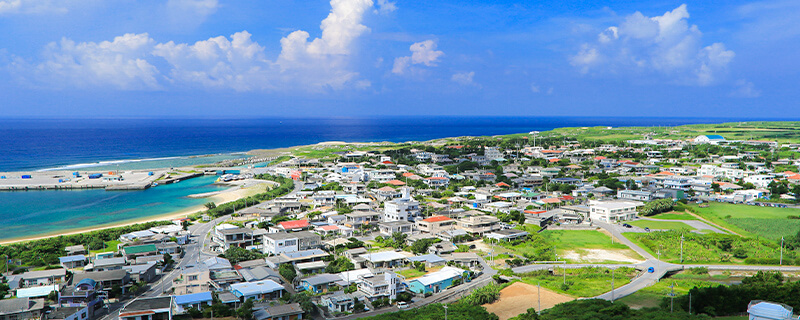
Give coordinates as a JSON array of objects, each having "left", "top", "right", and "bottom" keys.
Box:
[
  {"left": 731, "top": 79, "right": 761, "bottom": 98},
  {"left": 15, "top": 33, "right": 161, "bottom": 90},
  {"left": 374, "top": 0, "right": 396, "bottom": 14},
  {"left": 392, "top": 40, "right": 444, "bottom": 75},
  {"left": 570, "top": 4, "right": 735, "bottom": 86},
  {"left": 451, "top": 71, "right": 475, "bottom": 86},
  {"left": 12, "top": 0, "right": 375, "bottom": 91}
]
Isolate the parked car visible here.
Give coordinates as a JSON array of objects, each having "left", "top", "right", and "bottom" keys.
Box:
[
  {"left": 397, "top": 302, "right": 408, "bottom": 309},
  {"left": 622, "top": 223, "right": 632, "bottom": 228}
]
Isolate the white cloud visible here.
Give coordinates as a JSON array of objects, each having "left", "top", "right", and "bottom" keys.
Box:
[
  {"left": 731, "top": 79, "right": 761, "bottom": 98},
  {"left": 392, "top": 39, "right": 444, "bottom": 75},
  {"left": 13, "top": 0, "right": 376, "bottom": 92},
  {"left": 0, "top": 0, "right": 70, "bottom": 14},
  {"left": 571, "top": 4, "right": 735, "bottom": 86},
  {"left": 17, "top": 33, "right": 161, "bottom": 90},
  {"left": 530, "top": 83, "right": 540, "bottom": 93},
  {"left": 451, "top": 71, "right": 475, "bottom": 86},
  {"left": 165, "top": 0, "right": 219, "bottom": 28},
  {"left": 374, "top": 0, "right": 396, "bottom": 14}
]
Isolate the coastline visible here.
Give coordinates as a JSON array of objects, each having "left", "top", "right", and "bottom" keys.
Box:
[{"left": 0, "top": 181, "right": 272, "bottom": 245}]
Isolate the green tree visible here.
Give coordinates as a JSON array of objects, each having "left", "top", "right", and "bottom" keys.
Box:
[
  {"left": 279, "top": 264, "right": 297, "bottom": 283},
  {"left": 236, "top": 298, "right": 254, "bottom": 320}
]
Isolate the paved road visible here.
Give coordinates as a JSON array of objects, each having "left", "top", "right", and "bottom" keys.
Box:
[{"left": 638, "top": 216, "right": 727, "bottom": 234}]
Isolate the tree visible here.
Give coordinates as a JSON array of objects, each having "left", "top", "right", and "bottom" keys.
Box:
[
  {"left": 223, "top": 247, "right": 265, "bottom": 265},
  {"left": 182, "top": 220, "right": 190, "bottom": 231},
  {"left": 162, "top": 253, "right": 174, "bottom": 267},
  {"left": 279, "top": 264, "right": 297, "bottom": 283},
  {"left": 409, "top": 238, "right": 441, "bottom": 254},
  {"left": 237, "top": 298, "right": 254, "bottom": 320},
  {"left": 204, "top": 202, "right": 217, "bottom": 210}
]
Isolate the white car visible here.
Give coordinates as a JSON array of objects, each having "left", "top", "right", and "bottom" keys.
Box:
[{"left": 397, "top": 301, "right": 409, "bottom": 309}]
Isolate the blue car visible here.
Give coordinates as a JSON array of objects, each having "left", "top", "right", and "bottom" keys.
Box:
[{"left": 647, "top": 267, "right": 655, "bottom": 273}]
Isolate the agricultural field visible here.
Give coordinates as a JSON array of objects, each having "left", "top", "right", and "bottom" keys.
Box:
[
  {"left": 624, "top": 230, "right": 789, "bottom": 264},
  {"left": 629, "top": 220, "right": 696, "bottom": 231},
  {"left": 516, "top": 267, "right": 637, "bottom": 298},
  {"left": 689, "top": 202, "right": 800, "bottom": 239}
]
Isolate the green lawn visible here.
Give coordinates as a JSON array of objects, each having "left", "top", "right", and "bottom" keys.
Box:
[
  {"left": 629, "top": 220, "right": 696, "bottom": 231},
  {"left": 541, "top": 230, "right": 631, "bottom": 251},
  {"left": 517, "top": 267, "right": 637, "bottom": 298},
  {"left": 690, "top": 203, "right": 800, "bottom": 239},
  {"left": 649, "top": 211, "right": 699, "bottom": 220},
  {"left": 624, "top": 230, "right": 788, "bottom": 264},
  {"left": 397, "top": 268, "right": 426, "bottom": 279},
  {"left": 89, "top": 240, "right": 121, "bottom": 255}
]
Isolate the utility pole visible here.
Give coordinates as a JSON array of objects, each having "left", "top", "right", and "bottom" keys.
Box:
[
  {"left": 537, "top": 282, "right": 541, "bottom": 315},
  {"left": 443, "top": 304, "right": 448, "bottom": 320},
  {"left": 781, "top": 236, "right": 785, "bottom": 265},
  {"left": 689, "top": 290, "right": 692, "bottom": 315},
  {"left": 669, "top": 282, "right": 676, "bottom": 313},
  {"left": 680, "top": 234, "right": 685, "bottom": 263}
]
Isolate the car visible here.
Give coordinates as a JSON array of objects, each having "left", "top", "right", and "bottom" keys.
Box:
[
  {"left": 644, "top": 227, "right": 650, "bottom": 232},
  {"left": 622, "top": 223, "right": 632, "bottom": 228},
  {"left": 647, "top": 267, "right": 655, "bottom": 273},
  {"left": 397, "top": 301, "right": 409, "bottom": 309}
]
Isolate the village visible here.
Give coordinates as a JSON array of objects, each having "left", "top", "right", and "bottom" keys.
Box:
[{"left": 5, "top": 128, "right": 800, "bottom": 320}]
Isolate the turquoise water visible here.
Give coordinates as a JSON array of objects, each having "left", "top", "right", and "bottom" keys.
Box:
[
  {"left": 0, "top": 175, "right": 227, "bottom": 240},
  {"left": 38, "top": 154, "right": 249, "bottom": 172}
]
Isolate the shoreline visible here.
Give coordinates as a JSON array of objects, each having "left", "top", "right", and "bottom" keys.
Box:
[{"left": 0, "top": 181, "right": 272, "bottom": 245}]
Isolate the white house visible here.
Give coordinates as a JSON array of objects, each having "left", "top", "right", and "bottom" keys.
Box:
[
  {"left": 383, "top": 187, "right": 420, "bottom": 222},
  {"left": 588, "top": 200, "right": 643, "bottom": 222},
  {"left": 744, "top": 175, "right": 775, "bottom": 188}
]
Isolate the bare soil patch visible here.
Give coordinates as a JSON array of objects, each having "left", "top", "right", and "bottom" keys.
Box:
[{"left": 483, "top": 282, "right": 574, "bottom": 320}]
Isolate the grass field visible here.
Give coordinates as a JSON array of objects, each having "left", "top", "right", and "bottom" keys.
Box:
[
  {"left": 624, "top": 230, "right": 787, "bottom": 264},
  {"left": 629, "top": 220, "right": 696, "bottom": 231},
  {"left": 649, "top": 211, "right": 699, "bottom": 220},
  {"left": 517, "top": 267, "right": 637, "bottom": 298},
  {"left": 690, "top": 202, "right": 800, "bottom": 239},
  {"left": 541, "top": 230, "right": 630, "bottom": 251},
  {"left": 89, "top": 240, "right": 121, "bottom": 254},
  {"left": 617, "top": 272, "right": 732, "bottom": 309}
]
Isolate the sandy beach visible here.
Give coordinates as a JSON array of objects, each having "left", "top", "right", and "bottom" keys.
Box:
[{"left": 0, "top": 180, "right": 274, "bottom": 245}]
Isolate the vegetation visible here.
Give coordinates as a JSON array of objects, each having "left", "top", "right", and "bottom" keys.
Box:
[
  {"left": 628, "top": 220, "right": 696, "bottom": 231},
  {"left": 325, "top": 256, "right": 355, "bottom": 273},
  {"left": 0, "top": 220, "right": 171, "bottom": 270},
  {"left": 689, "top": 202, "right": 800, "bottom": 239},
  {"left": 516, "top": 267, "right": 637, "bottom": 297},
  {"left": 513, "top": 299, "right": 710, "bottom": 320},
  {"left": 673, "top": 271, "right": 800, "bottom": 317},
  {"left": 221, "top": 247, "right": 265, "bottom": 265},
  {"left": 191, "top": 173, "right": 293, "bottom": 220},
  {"left": 460, "top": 283, "right": 503, "bottom": 305},
  {"left": 626, "top": 230, "right": 792, "bottom": 264},
  {"left": 357, "top": 302, "right": 498, "bottom": 320},
  {"left": 279, "top": 263, "right": 297, "bottom": 283},
  {"left": 638, "top": 199, "right": 675, "bottom": 216}
]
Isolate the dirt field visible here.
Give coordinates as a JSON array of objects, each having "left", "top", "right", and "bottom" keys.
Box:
[
  {"left": 483, "top": 282, "right": 574, "bottom": 320},
  {"left": 561, "top": 248, "right": 644, "bottom": 263}
]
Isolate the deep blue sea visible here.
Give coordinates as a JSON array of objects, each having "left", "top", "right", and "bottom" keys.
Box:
[
  {"left": 0, "top": 116, "right": 766, "bottom": 240},
  {"left": 0, "top": 116, "right": 754, "bottom": 172}
]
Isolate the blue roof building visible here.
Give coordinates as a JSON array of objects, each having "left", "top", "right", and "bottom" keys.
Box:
[
  {"left": 407, "top": 267, "right": 468, "bottom": 294},
  {"left": 174, "top": 291, "right": 213, "bottom": 314},
  {"left": 230, "top": 279, "right": 284, "bottom": 301}
]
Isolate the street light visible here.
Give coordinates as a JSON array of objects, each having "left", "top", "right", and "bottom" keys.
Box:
[{"left": 443, "top": 304, "right": 448, "bottom": 320}]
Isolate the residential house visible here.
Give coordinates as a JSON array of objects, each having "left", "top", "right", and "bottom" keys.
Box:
[
  {"left": 212, "top": 225, "right": 255, "bottom": 251},
  {"left": 299, "top": 274, "right": 341, "bottom": 294},
  {"left": 118, "top": 297, "right": 174, "bottom": 320},
  {"left": 357, "top": 272, "right": 405, "bottom": 301},
  {"left": 262, "top": 231, "right": 321, "bottom": 255},
  {"left": 416, "top": 216, "right": 455, "bottom": 234},
  {"left": 72, "top": 269, "right": 130, "bottom": 292},
  {"left": 406, "top": 254, "right": 446, "bottom": 268},
  {"left": 173, "top": 292, "right": 213, "bottom": 315},
  {"left": 230, "top": 280, "right": 285, "bottom": 301},
  {"left": 0, "top": 298, "right": 45, "bottom": 320},
  {"left": 122, "top": 244, "right": 158, "bottom": 260},
  {"left": 21, "top": 269, "right": 67, "bottom": 286},
  {"left": 377, "top": 221, "right": 413, "bottom": 236},
  {"left": 407, "top": 267, "right": 467, "bottom": 294},
  {"left": 90, "top": 257, "right": 127, "bottom": 271},
  {"left": 362, "top": 251, "right": 407, "bottom": 269},
  {"left": 59, "top": 256, "right": 86, "bottom": 269},
  {"left": 172, "top": 266, "right": 211, "bottom": 295},
  {"left": 456, "top": 215, "right": 501, "bottom": 235},
  {"left": 123, "top": 262, "right": 158, "bottom": 283},
  {"left": 383, "top": 188, "right": 420, "bottom": 222},
  {"left": 252, "top": 303, "right": 304, "bottom": 320},
  {"left": 321, "top": 293, "right": 356, "bottom": 313}
]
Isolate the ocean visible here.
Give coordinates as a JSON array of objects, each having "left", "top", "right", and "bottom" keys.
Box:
[
  {"left": 0, "top": 116, "right": 759, "bottom": 240},
  {"left": 0, "top": 116, "right": 750, "bottom": 172}
]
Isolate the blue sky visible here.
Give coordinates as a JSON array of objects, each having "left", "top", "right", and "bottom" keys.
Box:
[{"left": 0, "top": 0, "right": 798, "bottom": 118}]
